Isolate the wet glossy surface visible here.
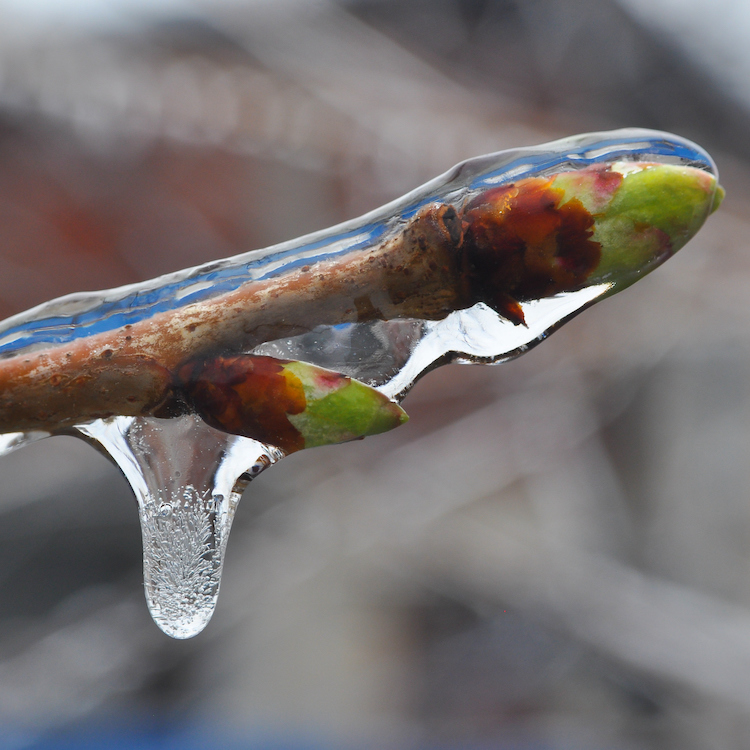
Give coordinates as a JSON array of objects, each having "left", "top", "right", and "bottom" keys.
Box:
[{"left": 0, "top": 129, "right": 722, "bottom": 637}]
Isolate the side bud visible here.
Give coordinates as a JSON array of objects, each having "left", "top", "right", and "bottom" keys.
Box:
[{"left": 179, "top": 355, "right": 408, "bottom": 454}]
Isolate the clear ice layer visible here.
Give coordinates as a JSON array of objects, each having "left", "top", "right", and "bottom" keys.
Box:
[
  {"left": 253, "top": 288, "right": 610, "bottom": 399},
  {"left": 0, "top": 128, "right": 718, "bottom": 370},
  {"left": 0, "top": 129, "right": 722, "bottom": 637}
]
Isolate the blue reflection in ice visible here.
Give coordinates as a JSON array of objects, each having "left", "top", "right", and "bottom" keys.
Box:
[{"left": 0, "top": 129, "right": 716, "bottom": 359}]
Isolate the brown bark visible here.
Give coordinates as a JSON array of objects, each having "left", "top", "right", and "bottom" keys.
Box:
[{"left": 0, "top": 204, "right": 467, "bottom": 433}]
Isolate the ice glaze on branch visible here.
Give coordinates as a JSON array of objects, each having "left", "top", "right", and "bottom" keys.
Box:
[{"left": 0, "top": 140, "right": 724, "bottom": 449}]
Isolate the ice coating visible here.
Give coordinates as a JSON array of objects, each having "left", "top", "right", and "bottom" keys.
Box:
[{"left": 0, "top": 128, "right": 723, "bottom": 637}]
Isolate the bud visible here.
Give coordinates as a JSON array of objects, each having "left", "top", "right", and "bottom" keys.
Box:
[
  {"left": 179, "top": 355, "right": 408, "bottom": 454},
  {"left": 460, "top": 161, "right": 723, "bottom": 323}
]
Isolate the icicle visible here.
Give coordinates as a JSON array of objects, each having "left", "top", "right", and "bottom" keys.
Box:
[{"left": 78, "top": 415, "right": 283, "bottom": 638}]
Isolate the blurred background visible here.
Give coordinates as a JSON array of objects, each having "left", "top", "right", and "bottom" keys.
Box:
[{"left": 0, "top": 0, "right": 748, "bottom": 748}]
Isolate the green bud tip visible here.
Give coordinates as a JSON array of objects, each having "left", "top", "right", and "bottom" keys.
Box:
[{"left": 554, "top": 161, "right": 723, "bottom": 292}]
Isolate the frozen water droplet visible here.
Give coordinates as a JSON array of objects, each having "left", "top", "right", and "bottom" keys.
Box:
[
  {"left": 139, "top": 486, "right": 216, "bottom": 638},
  {"left": 77, "top": 414, "right": 283, "bottom": 638}
]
